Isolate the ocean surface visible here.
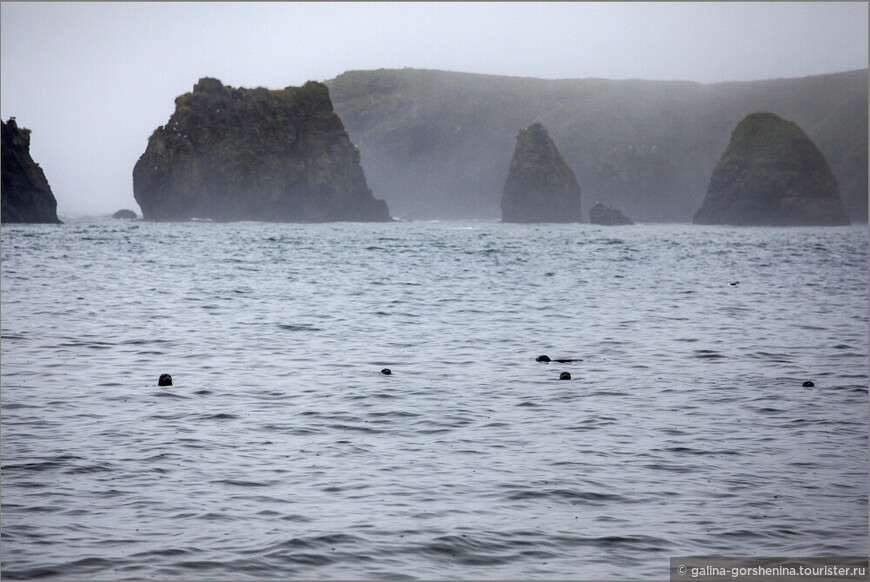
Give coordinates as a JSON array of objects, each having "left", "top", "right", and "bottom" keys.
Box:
[{"left": 1, "top": 217, "right": 867, "bottom": 580}]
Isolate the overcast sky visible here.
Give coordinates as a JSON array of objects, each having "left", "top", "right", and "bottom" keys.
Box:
[{"left": 2, "top": 2, "right": 867, "bottom": 217}]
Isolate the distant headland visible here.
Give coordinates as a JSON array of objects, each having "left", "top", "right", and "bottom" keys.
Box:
[{"left": 327, "top": 68, "right": 867, "bottom": 223}]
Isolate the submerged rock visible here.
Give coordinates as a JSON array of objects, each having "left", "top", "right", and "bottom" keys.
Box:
[
  {"left": 133, "top": 78, "right": 391, "bottom": 222},
  {"left": 1, "top": 118, "right": 62, "bottom": 224},
  {"left": 112, "top": 209, "right": 138, "bottom": 219},
  {"left": 693, "top": 112, "right": 849, "bottom": 226},
  {"left": 501, "top": 123, "right": 583, "bottom": 223},
  {"left": 589, "top": 202, "right": 634, "bottom": 225}
]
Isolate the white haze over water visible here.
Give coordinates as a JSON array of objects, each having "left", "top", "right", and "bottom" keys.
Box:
[{"left": 1, "top": 2, "right": 867, "bottom": 216}]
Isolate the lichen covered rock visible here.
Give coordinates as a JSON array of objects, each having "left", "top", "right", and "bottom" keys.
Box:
[
  {"left": 133, "top": 78, "right": 390, "bottom": 222},
  {"left": 693, "top": 112, "right": 849, "bottom": 226},
  {"left": 501, "top": 123, "right": 583, "bottom": 223},
  {"left": 1, "top": 118, "right": 61, "bottom": 224},
  {"left": 589, "top": 202, "right": 633, "bottom": 225}
]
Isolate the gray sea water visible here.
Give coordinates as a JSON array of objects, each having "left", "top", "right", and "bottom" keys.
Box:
[{"left": 1, "top": 218, "right": 867, "bottom": 579}]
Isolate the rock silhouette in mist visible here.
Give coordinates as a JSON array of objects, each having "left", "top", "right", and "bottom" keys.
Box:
[
  {"left": 133, "top": 78, "right": 390, "bottom": 222},
  {"left": 589, "top": 202, "right": 633, "bottom": 225},
  {"left": 1, "top": 118, "right": 61, "bottom": 224},
  {"left": 501, "top": 123, "right": 583, "bottom": 223},
  {"left": 112, "top": 209, "right": 138, "bottom": 219},
  {"left": 693, "top": 112, "right": 849, "bottom": 226}
]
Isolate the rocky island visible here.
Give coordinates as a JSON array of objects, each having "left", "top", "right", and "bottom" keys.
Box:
[
  {"left": 1, "top": 118, "right": 61, "bottom": 224},
  {"left": 133, "top": 78, "right": 391, "bottom": 222},
  {"left": 693, "top": 112, "right": 849, "bottom": 226},
  {"left": 589, "top": 202, "right": 634, "bottom": 225},
  {"left": 501, "top": 123, "right": 583, "bottom": 223}
]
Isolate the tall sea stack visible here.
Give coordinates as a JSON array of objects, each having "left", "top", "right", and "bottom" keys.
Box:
[
  {"left": 1, "top": 118, "right": 61, "bottom": 224},
  {"left": 133, "top": 78, "right": 391, "bottom": 222},
  {"left": 693, "top": 112, "right": 849, "bottom": 226},
  {"left": 501, "top": 123, "right": 583, "bottom": 223}
]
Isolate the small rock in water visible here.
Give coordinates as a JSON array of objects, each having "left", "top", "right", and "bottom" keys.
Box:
[
  {"left": 112, "top": 209, "right": 138, "bottom": 219},
  {"left": 158, "top": 373, "right": 173, "bottom": 386},
  {"left": 802, "top": 380, "right": 815, "bottom": 387},
  {"left": 381, "top": 368, "right": 392, "bottom": 375},
  {"left": 559, "top": 372, "right": 572, "bottom": 380},
  {"left": 536, "top": 355, "right": 551, "bottom": 362}
]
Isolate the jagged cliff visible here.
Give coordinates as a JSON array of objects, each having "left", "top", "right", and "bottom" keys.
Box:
[
  {"left": 1, "top": 118, "right": 61, "bottom": 224},
  {"left": 327, "top": 68, "right": 867, "bottom": 222},
  {"left": 693, "top": 112, "right": 849, "bottom": 226},
  {"left": 501, "top": 123, "right": 583, "bottom": 223},
  {"left": 133, "top": 78, "right": 390, "bottom": 222}
]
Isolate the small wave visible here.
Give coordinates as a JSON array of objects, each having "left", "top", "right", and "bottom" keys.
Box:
[
  {"left": 199, "top": 412, "right": 238, "bottom": 420},
  {"left": 500, "top": 485, "right": 627, "bottom": 505},
  {"left": 277, "top": 323, "right": 322, "bottom": 332},
  {"left": 64, "top": 462, "right": 116, "bottom": 475},
  {"left": 212, "top": 479, "right": 272, "bottom": 488},
  {"left": 693, "top": 349, "right": 726, "bottom": 359},
  {"left": 154, "top": 391, "right": 190, "bottom": 399}
]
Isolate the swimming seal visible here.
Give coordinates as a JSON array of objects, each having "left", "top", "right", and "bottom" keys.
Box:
[
  {"left": 158, "top": 373, "right": 173, "bottom": 387},
  {"left": 537, "top": 355, "right": 582, "bottom": 363},
  {"left": 560, "top": 372, "right": 571, "bottom": 380},
  {"left": 802, "top": 380, "right": 814, "bottom": 387},
  {"left": 381, "top": 368, "right": 392, "bottom": 375}
]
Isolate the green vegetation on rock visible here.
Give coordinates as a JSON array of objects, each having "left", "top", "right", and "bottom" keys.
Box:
[
  {"left": 1, "top": 118, "right": 61, "bottom": 224},
  {"left": 501, "top": 123, "right": 583, "bottom": 223},
  {"left": 133, "top": 78, "right": 390, "bottom": 222},
  {"left": 693, "top": 112, "right": 849, "bottom": 226}
]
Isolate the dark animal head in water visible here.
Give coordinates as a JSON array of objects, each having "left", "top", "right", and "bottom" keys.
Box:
[
  {"left": 158, "top": 373, "right": 173, "bottom": 386},
  {"left": 560, "top": 372, "right": 571, "bottom": 380},
  {"left": 536, "top": 355, "right": 551, "bottom": 362},
  {"left": 381, "top": 368, "right": 392, "bottom": 375}
]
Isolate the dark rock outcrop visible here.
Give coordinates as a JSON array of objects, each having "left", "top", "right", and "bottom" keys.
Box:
[
  {"left": 501, "top": 123, "right": 583, "bottom": 223},
  {"left": 1, "top": 118, "right": 61, "bottom": 224},
  {"left": 693, "top": 112, "right": 849, "bottom": 226},
  {"left": 112, "top": 209, "right": 138, "bottom": 219},
  {"left": 589, "top": 202, "right": 634, "bottom": 225},
  {"left": 133, "top": 78, "right": 390, "bottom": 222}
]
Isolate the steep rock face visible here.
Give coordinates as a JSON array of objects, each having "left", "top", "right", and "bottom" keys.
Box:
[
  {"left": 133, "top": 78, "right": 390, "bottom": 222},
  {"left": 693, "top": 112, "right": 849, "bottom": 226},
  {"left": 1, "top": 118, "right": 61, "bottom": 224},
  {"left": 589, "top": 202, "right": 633, "bottom": 225},
  {"left": 501, "top": 123, "right": 583, "bottom": 223}
]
